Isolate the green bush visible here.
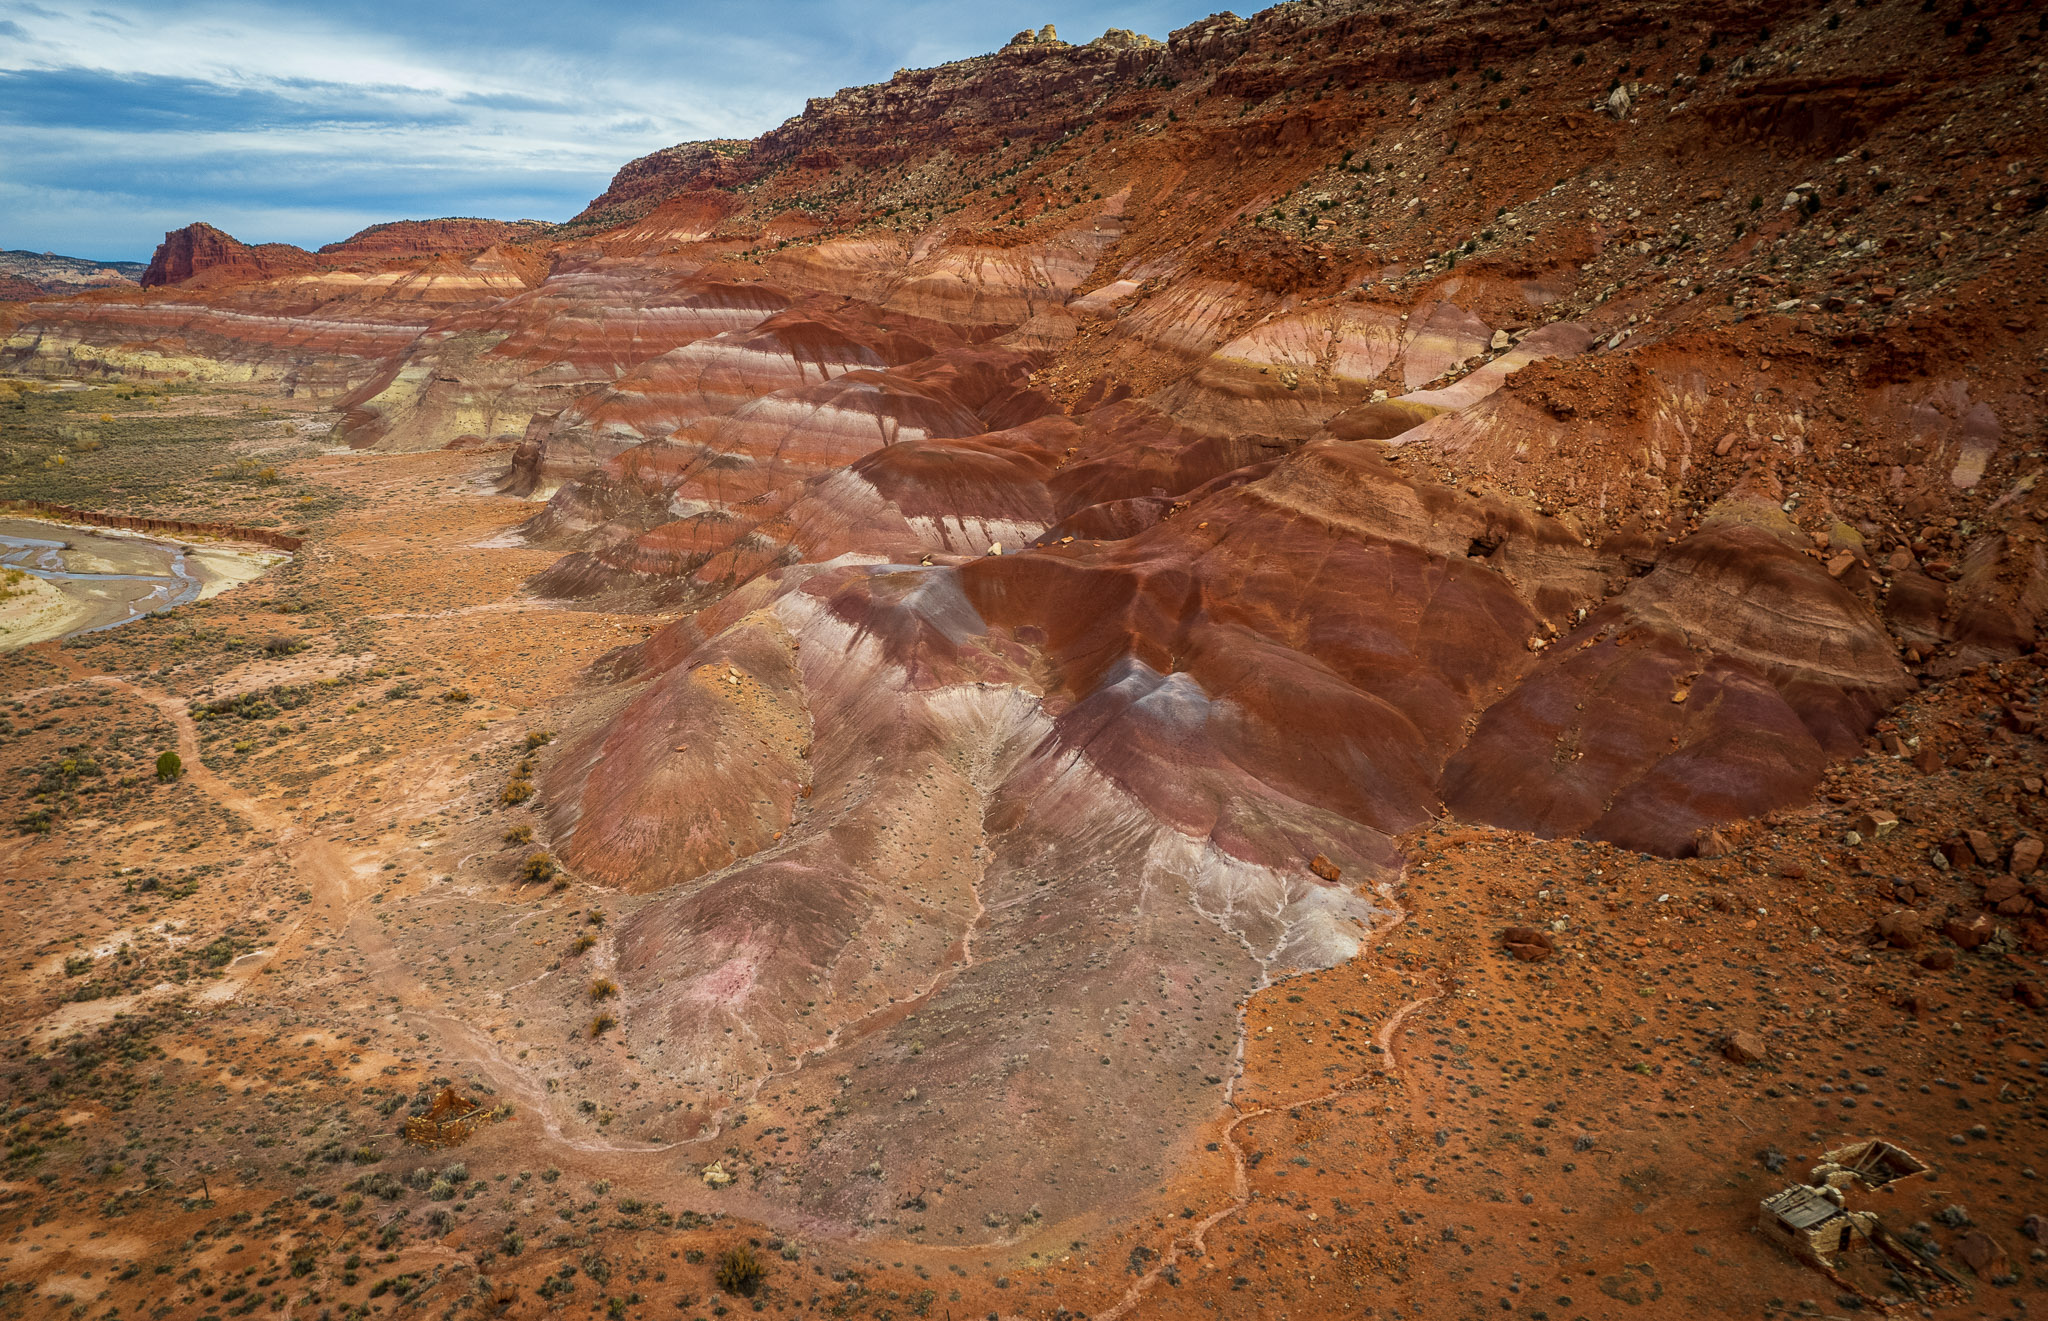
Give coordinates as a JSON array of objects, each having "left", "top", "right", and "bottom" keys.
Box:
[{"left": 155, "top": 750, "right": 182, "bottom": 781}]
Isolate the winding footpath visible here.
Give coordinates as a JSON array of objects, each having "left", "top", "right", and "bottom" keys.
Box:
[{"left": 1097, "top": 970, "right": 1446, "bottom": 1321}]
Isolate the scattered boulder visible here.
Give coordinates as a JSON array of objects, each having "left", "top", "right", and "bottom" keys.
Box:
[
  {"left": 1919, "top": 948, "right": 1956, "bottom": 971},
  {"left": 1720, "top": 1030, "right": 1770, "bottom": 1064},
  {"left": 1500, "top": 927, "right": 1554, "bottom": 962},
  {"left": 1854, "top": 809, "right": 1900, "bottom": 839},
  {"left": 2013, "top": 835, "right": 2043, "bottom": 877},
  {"left": 1944, "top": 913, "right": 1995, "bottom": 950},
  {"left": 2023, "top": 1213, "right": 2047, "bottom": 1245},
  {"left": 1967, "top": 830, "right": 1999, "bottom": 866},
  {"left": 1954, "top": 1230, "right": 2008, "bottom": 1278},
  {"left": 1991, "top": 879, "right": 2036, "bottom": 913},
  {"left": 1872, "top": 910, "right": 1926, "bottom": 949},
  {"left": 1308, "top": 853, "right": 1342, "bottom": 883},
  {"left": 2012, "top": 980, "right": 2047, "bottom": 1010}
]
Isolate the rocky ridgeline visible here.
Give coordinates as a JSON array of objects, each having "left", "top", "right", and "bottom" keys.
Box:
[{"left": 315, "top": 217, "right": 549, "bottom": 259}]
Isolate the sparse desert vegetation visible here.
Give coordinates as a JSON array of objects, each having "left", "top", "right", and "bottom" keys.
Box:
[{"left": 5, "top": 0, "right": 2048, "bottom": 1317}]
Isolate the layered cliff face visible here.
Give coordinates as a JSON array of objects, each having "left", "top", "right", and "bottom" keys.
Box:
[
  {"left": 2, "top": 223, "right": 549, "bottom": 393},
  {"left": 11, "top": 0, "right": 2048, "bottom": 1242},
  {"left": 138, "top": 221, "right": 319, "bottom": 288}
]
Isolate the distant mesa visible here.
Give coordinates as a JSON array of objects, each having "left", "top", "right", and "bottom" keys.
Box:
[
  {"left": 0, "top": 249, "right": 149, "bottom": 296},
  {"left": 139, "top": 222, "right": 317, "bottom": 288},
  {"left": 135, "top": 217, "right": 551, "bottom": 289}
]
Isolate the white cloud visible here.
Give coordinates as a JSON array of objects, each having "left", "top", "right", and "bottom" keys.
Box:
[{"left": 0, "top": 0, "right": 1218, "bottom": 257}]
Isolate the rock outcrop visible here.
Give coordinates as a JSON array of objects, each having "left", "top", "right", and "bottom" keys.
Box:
[{"left": 138, "top": 222, "right": 317, "bottom": 288}]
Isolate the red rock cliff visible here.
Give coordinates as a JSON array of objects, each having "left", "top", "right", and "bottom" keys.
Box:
[{"left": 138, "top": 222, "right": 317, "bottom": 288}]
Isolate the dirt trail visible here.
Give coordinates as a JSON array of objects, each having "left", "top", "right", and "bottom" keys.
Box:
[
  {"left": 16, "top": 673, "right": 366, "bottom": 1038},
  {"left": 1097, "top": 974, "right": 1446, "bottom": 1321},
  {"left": 88, "top": 675, "right": 361, "bottom": 919}
]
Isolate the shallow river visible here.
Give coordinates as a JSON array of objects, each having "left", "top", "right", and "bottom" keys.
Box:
[{"left": 0, "top": 517, "right": 286, "bottom": 647}]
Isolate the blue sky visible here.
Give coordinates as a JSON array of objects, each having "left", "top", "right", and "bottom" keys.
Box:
[{"left": 1, "top": 0, "right": 1224, "bottom": 260}]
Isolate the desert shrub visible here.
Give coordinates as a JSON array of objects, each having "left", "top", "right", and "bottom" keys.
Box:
[
  {"left": 588, "top": 1012, "right": 617, "bottom": 1038},
  {"left": 352, "top": 1172, "right": 404, "bottom": 1201},
  {"left": 715, "top": 1244, "right": 765, "bottom": 1295},
  {"left": 589, "top": 977, "right": 618, "bottom": 1002},
  {"left": 503, "top": 824, "right": 532, "bottom": 845},
  {"left": 520, "top": 853, "right": 556, "bottom": 884},
  {"left": 194, "top": 683, "right": 315, "bottom": 721},
  {"left": 524, "top": 729, "right": 554, "bottom": 750},
  {"left": 36, "top": 748, "right": 101, "bottom": 794},
  {"left": 501, "top": 779, "right": 534, "bottom": 806}
]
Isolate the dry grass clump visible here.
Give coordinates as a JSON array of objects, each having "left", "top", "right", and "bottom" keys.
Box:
[
  {"left": 589, "top": 977, "right": 617, "bottom": 1002},
  {"left": 588, "top": 1012, "right": 617, "bottom": 1037}
]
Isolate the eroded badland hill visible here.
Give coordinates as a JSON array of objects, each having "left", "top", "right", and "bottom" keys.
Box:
[{"left": 2, "top": 2, "right": 2047, "bottom": 1318}]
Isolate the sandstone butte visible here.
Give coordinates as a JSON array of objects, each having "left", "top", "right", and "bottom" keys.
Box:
[{"left": 2, "top": 2, "right": 2047, "bottom": 1319}]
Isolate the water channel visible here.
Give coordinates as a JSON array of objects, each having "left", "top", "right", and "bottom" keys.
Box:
[{"left": 0, "top": 516, "right": 286, "bottom": 647}]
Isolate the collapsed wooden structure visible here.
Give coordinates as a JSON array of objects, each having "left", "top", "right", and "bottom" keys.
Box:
[{"left": 402, "top": 1086, "right": 493, "bottom": 1149}]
